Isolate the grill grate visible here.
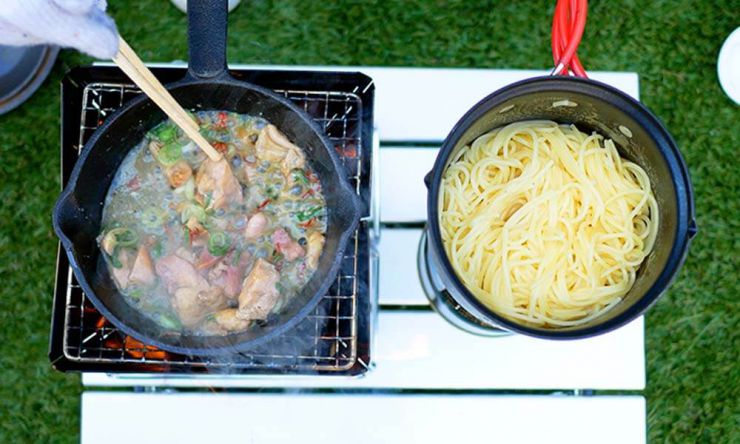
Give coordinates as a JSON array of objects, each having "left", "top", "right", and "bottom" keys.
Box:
[{"left": 56, "top": 79, "right": 371, "bottom": 373}]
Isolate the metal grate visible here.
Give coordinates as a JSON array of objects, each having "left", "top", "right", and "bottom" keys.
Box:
[{"left": 61, "top": 82, "right": 367, "bottom": 372}]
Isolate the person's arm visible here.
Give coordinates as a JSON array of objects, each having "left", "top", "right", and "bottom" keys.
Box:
[{"left": 0, "top": 0, "right": 118, "bottom": 59}]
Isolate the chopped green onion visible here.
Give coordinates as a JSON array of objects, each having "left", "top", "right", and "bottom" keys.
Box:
[
  {"left": 154, "top": 124, "right": 177, "bottom": 142},
  {"left": 265, "top": 186, "right": 280, "bottom": 200},
  {"left": 155, "top": 142, "right": 183, "bottom": 166},
  {"left": 155, "top": 311, "right": 182, "bottom": 330},
  {"left": 296, "top": 206, "right": 323, "bottom": 222},
  {"left": 208, "top": 231, "right": 231, "bottom": 256},
  {"left": 290, "top": 169, "right": 309, "bottom": 185},
  {"left": 101, "top": 227, "right": 139, "bottom": 256},
  {"left": 272, "top": 249, "right": 284, "bottom": 264},
  {"left": 110, "top": 253, "right": 122, "bottom": 269},
  {"left": 231, "top": 250, "right": 242, "bottom": 266},
  {"left": 127, "top": 287, "right": 144, "bottom": 300},
  {"left": 150, "top": 241, "right": 164, "bottom": 260},
  {"left": 181, "top": 204, "right": 207, "bottom": 224}
]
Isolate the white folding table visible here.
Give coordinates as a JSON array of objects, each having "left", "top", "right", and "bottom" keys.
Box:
[{"left": 81, "top": 66, "right": 646, "bottom": 443}]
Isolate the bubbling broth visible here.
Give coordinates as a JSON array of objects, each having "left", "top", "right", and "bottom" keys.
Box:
[{"left": 99, "top": 111, "right": 327, "bottom": 335}]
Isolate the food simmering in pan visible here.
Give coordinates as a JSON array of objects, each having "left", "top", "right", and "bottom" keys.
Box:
[
  {"left": 439, "top": 120, "right": 658, "bottom": 327},
  {"left": 98, "top": 111, "right": 327, "bottom": 335}
]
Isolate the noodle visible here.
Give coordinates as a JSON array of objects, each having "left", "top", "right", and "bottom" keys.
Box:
[{"left": 439, "top": 120, "right": 658, "bottom": 327}]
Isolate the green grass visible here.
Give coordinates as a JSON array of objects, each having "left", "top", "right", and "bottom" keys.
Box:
[{"left": 1, "top": 0, "right": 738, "bottom": 442}]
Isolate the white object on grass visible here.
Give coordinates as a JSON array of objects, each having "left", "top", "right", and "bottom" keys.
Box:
[
  {"left": 0, "top": 0, "right": 118, "bottom": 59},
  {"left": 718, "top": 27, "right": 740, "bottom": 105}
]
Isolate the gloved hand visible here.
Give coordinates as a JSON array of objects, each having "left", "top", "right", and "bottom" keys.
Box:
[{"left": 0, "top": 0, "right": 118, "bottom": 59}]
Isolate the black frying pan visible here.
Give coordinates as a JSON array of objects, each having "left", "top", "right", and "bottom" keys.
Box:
[{"left": 52, "top": 0, "right": 361, "bottom": 355}]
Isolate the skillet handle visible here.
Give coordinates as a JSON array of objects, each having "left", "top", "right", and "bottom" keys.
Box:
[{"left": 187, "top": 0, "right": 228, "bottom": 79}]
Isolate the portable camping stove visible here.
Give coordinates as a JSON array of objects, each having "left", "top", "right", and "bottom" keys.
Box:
[{"left": 49, "top": 66, "right": 377, "bottom": 376}]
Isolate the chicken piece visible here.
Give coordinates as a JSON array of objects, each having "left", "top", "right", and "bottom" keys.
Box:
[
  {"left": 306, "top": 231, "right": 325, "bottom": 270},
  {"left": 223, "top": 265, "right": 244, "bottom": 298},
  {"left": 196, "top": 250, "right": 221, "bottom": 271},
  {"left": 236, "top": 258, "right": 281, "bottom": 320},
  {"left": 155, "top": 254, "right": 209, "bottom": 294},
  {"left": 209, "top": 263, "right": 244, "bottom": 299},
  {"left": 281, "top": 147, "right": 306, "bottom": 179},
  {"left": 171, "top": 286, "right": 228, "bottom": 328},
  {"left": 272, "top": 228, "right": 305, "bottom": 261},
  {"left": 174, "top": 247, "right": 196, "bottom": 264},
  {"left": 128, "top": 245, "right": 156, "bottom": 286},
  {"left": 195, "top": 157, "right": 243, "bottom": 209},
  {"left": 213, "top": 308, "right": 251, "bottom": 332},
  {"left": 255, "top": 124, "right": 299, "bottom": 162},
  {"left": 164, "top": 160, "right": 192, "bottom": 188},
  {"left": 208, "top": 261, "right": 227, "bottom": 281},
  {"left": 244, "top": 212, "right": 268, "bottom": 240},
  {"left": 110, "top": 250, "right": 134, "bottom": 289}
]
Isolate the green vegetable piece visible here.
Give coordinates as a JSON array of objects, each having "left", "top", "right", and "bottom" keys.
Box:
[
  {"left": 265, "top": 186, "right": 280, "bottom": 200},
  {"left": 127, "top": 288, "right": 144, "bottom": 300},
  {"left": 231, "top": 250, "right": 242, "bottom": 266},
  {"left": 208, "top": 231, "right": 231, "bottom": 257},
  {"left": 110, "top": 253, "right": 123, "bottom": 269},
  {"left": 116, "top": 229, "right": 138, "bottom": 246},
  {"left": 156, "top": 312, "right": 182, "bottom": 330},
  {"left": 291, "top": 169, "right": 309, "bottom": 185},
  {"left": 101, "top": 227, "right": 139, "bottom": 256},
  {"left": 150, "top": 241, "right": 164, "bottom": 260},
  {"left": 181, "top": 204, "right": 207, "bottom": 224},
  {"left": 156, "top": 124, "right": 177, "bottom": 142},
  {"left": 296, "top": 206, "right": 323, "bottom": 222},
  {"left": 156, "top": 142, "right": 183, "bottom": 167}
]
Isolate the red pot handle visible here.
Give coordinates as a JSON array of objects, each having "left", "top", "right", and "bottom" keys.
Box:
[{"left": 551, "top": 0, "right": 589, "bottom": 78}]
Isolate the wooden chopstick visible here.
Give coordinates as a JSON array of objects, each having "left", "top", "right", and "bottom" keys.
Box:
[{"left": 112, "top": 37, "right": 222, "bottom": 162}]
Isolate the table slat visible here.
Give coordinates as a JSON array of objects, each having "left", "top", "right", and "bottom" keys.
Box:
[
  {"left": 83, "top": 310, "right": 645, "bottom": 390},
  {"left": 82, "top": 392, "right": 646, "bottom": 444}
]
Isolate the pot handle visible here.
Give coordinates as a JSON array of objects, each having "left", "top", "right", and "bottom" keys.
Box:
[
  {"left": 52, "top": 190, "right": 81, "bottom": 250},
  {"left": 423, "top": 170, "right": 433, "bottom": 189},
  {"left": 187, "top": 0, "right": 229, "bottom": 80}
]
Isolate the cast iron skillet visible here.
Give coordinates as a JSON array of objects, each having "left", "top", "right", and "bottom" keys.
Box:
[
  {"left": 53, "top": 0, "right": 361, "bottom": 355},
  {"left": 426, "top": 76, "right": 697, "bottom": 339}
]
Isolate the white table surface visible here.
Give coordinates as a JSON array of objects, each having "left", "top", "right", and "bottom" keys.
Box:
[
  {"left": 82, "top": 392, "right": 646, "bottom": 444},
  {"left": 83, "top": 67, "right": 647, "bottom": 440}
]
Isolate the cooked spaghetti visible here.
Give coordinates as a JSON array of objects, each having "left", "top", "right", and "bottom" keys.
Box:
[{"left": 439, "top": 120, "right": 658, "bottom": 327}]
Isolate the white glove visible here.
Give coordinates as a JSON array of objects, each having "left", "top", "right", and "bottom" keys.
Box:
[{"left": 0, "top": 0, "right": 118, "bottom": 59}]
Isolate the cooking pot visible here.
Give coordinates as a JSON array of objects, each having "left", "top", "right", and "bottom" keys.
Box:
[{"left": 425, "top": 76, "right": 697, "bottom": 339}]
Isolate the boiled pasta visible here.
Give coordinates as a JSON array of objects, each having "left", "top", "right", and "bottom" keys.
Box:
[{"left": 439, "top": 120, "right": 658, "bottom": 327}]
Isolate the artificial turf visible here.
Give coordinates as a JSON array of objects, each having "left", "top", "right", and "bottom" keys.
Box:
[{"left": 0, "top": 0, "right": 737, "bottom": 442}]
